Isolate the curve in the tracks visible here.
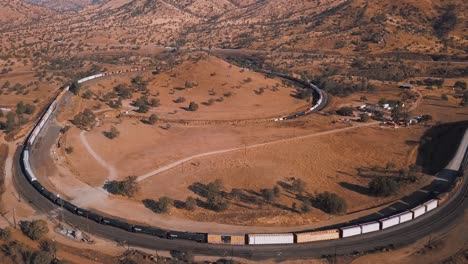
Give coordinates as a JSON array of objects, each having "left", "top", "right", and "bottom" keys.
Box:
[{"left": 14, "top": 67, "right": 468, "bottom": 258}]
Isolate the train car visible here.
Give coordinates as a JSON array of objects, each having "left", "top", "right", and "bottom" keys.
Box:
[
  {"left": 133, "top": 225, "right": 168, "bottom": 238},
  {"left": 207, "top": 233, "right": 245, "bottom": 245},
  {"left": 436, "top": 192, "right": 449, "bottom": 205},
  {"left": 360, "top": 221, "right": 380, "bottom": 234},
  {"left": 247, "top": 233, "right": 294, "bottom": 245},
  {"left": 340, "top": 225, "right": 362, "bottom": 238},
  {"left": 380, "top": 215, "right": 400, "bottom": 229},
  {"left": 61, "top": 200, "right": 78, "bottom": 213},
  {"left": 294, "top": 229, "right": 340, "bottom": 243},
  {"left": 41, "top": 188, "right": 58, "bottom": 204},
  {"left": 107, "top": 218, "right": 133, "bottom": 232},
  {"left": 395, "top": 211, "right": 413, "bottom": 224},
  {"left": 168, "top": 231, "right": 206, "bottom": 243},
  {"left": 424, "top": 199, "right": 438, "bottom": 212},
  {"left": 31, "top": 180, "right": 44, "bottom": 192},
  {"left": 411, "top": 205, "right": 426, "bottom": 218},
  {"left": 86, "top": 211, "right": 104, "bottom": 223}
]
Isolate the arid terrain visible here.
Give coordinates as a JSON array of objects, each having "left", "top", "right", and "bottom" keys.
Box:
[{"left": 0, "top": 0, "right": 467, "bottom": 263}]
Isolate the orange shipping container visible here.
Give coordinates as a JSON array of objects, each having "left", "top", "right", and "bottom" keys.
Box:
[
  {"left": 207, "top": 234, "right": 245, "bottom": 245},
  {"left": 295, "top": 229, "right": 340, "bottom": 243}
]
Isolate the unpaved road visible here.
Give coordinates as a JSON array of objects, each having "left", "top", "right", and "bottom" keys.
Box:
[
  {"left": 79, "top": 130, "right": 117, "bottom": 181},
  {"left": 136, "top": 121, "right": 379, "bottom": 182}
]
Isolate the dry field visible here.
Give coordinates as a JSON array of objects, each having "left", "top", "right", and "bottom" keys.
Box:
[{"left": 48, "top": 60, "right": 468, "bottom": 227}]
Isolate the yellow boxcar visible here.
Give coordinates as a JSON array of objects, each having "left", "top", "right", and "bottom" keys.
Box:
[
  {"left": 207, "top": 234, "right": 245, "bottom": 245},
  {"left": 295, "top": 229, "right": 340, "bottom": 243}
]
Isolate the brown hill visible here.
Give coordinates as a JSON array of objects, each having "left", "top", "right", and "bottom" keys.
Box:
[{"left": 23, "top": 0, "right": 105, "bottom": 11}]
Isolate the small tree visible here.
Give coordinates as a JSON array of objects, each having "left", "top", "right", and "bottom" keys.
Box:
[
  {"left": 19, "top": 220, "right": 49, "bottom": 240},
  {"left": 261, "top": 189, "right": 275, "bottom": 202},
  {"left": 314, "top": 192, "right": 347, "bottom": 214},
  {"left": 369, "top": 177, "right": 400, "bottom": 197},
  {"left": 0, "top": 227, "right": 11, "bottom": 241},
  {"left": 104, "top": 126, "right": 120, "bottom": 139},
  {"left": 360, "top": 113, "right": 371, "bottom": 122},
  {"left": 291, "top": 178, "right": 306, "bottom": 193},
  {"left": 337, "top": 107, "right": 354, "bottom": 116},
  {"left": 137, "top": 104, "right": 150, "bottom": 113},
  {"left": 148, "top": 114, "right": 158, "bottom": 125},
  {"left": 64, "top": 147, "right": 74, "bottom": 154},
  {"left": 273, "top": 185, "right": 281, "bottom": 197},
  {"left": 70, "top": 81, "right": 80, "bottom": 95},
  {"left": 184, "top": 196, "right": 196, "bottom": 211},
  {"left": 454, "top": 81, "right": 467, "bottom": 90},
  {"left": 157, "top": 196, "right": 173, "bottom": 213},
  {"left": 301, "top": 200, "right": 312, "bottom": 213},
  {"left": 188, "top": 102, "right": 199, "bottom": 111}
]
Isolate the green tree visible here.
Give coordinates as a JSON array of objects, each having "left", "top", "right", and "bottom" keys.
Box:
[
  {"left": 70, "top": 81, "right": 80, "bottom": 95},
  {"left": 19, "top": 220, "right": 49, "bottom": 240},
  {"left": 184, "top": 196, "right": 196, "bottom": 211},
  {"left": 157, "top": 196, "right": 173, "bottom": 213},
  {"left": 188, "top": 102, "right": 199, "bottom": 111},
  {"left": 314, "top": 192, "right": 347, "bottom": 214},
  {"left": 291, "top": 178, "right": 306, "bottom": 193},
  {"left": 369, "top": 177, "right": 400, "bottom": 197},
  {"left": 337, "top": 107, "right": 354, "bottom": 116},
  {"left": 104, "top": 126, "right": 120, "bottom": 139},
  {"left": 148, "top": 114, "right": 158, "bottom": 125}
]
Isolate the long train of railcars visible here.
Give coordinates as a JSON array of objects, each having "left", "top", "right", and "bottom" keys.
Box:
[
  {"left": 20, "top": 69, "right": 464, "bottom": 246},
  {"left": 256, "top": 70, "right": 328, "bottom": 122}
]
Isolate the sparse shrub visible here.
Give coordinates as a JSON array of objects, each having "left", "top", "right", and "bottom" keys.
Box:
[
  {"left": 301, "top": 200, "right": 312, "bottom": 213},
  {"left": 360, "top": 113, "right": 371, "bottom": 122},
  {"left": 441, "top": 94, "right": 448, "bottom": 100},
  {"left": 19, "top": 220, "right": 49, "bottom": 240},
  {"left": 369, "top": 177, "right": 400, "bottom": 197},
  {"left": 82, "top": 90, "right": 94, "bottom": 99},
  {"left": 188, "top": 102, "right": 199, "bottom": 111},
  {"left": 64, "top": 147, "right": 73, "bottom": 154},
  {"left": 291, "top": 178, "right": 306, "bottom": 193},
  {"left": 16, "top": 101, "right": 35, "bottom": 115},
  {"left": 184, "top": 196, "right": 196, "bottom": 211},
  {"left": 314, "top": 192, "right": 347, "bottom": 214},
  {"left": 148, "top": 114, "right": 158, "bottom": 125},
  {"left": 173, "top": 97, "right": 186, "bottom": 103},
  {"left": 0, "top": 227, "right": 11, "bottom": 241},
  {"left": 72, "top": 109, "right": 96, "bottom": 129},
  {"left": 273, "top": 185, "right": 281, "bottom": 197},
  {"left": 104, "top": 126, "right": 120, "bottom": 139},
  {"left": 454, "top": 81, "right": 466, "bottom": 90},
  {"left": 70, "top": 81, "right": 80, "bottom": 95},
  {"left": 149, "top": 98, "right": 160, "bottom": 107},
  {"left": 137, "top": 104, "right": 149, "bottom": 113},
  {"left": 261, "top": 189, "right": 275, "bottom": 202}
]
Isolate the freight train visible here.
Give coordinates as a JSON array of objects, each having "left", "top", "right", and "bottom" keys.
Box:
[
  {"left": 20, "top": 69, "right": 453, "bottom": 246},
  {"left": 259, "top": 70, "right": 328, "bottom": 122}
]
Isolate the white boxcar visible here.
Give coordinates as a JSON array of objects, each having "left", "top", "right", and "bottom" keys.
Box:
[
  {"left": 380, "top": 215, "right": 399, "bottom": 229},
  {"left": 340, "top": 225, "right": 362, "bottom": 238},
  {"left": 295, "top": 229, "right": 340, "bottom": 243},
  {"left": 247, "top": 233, "right": 294, "bottom": 245},
  {"left": 411, "top": 205, "right": 426, "bottom": 218},
  {"left": 424, "top": 199, "right": 438, "bottom": 212},
  {"left": 396, "top": 211, "right": 413, "bottom": 223},
  {"left": 360, "top": 221, "right": 380, "bottom": 234}
]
